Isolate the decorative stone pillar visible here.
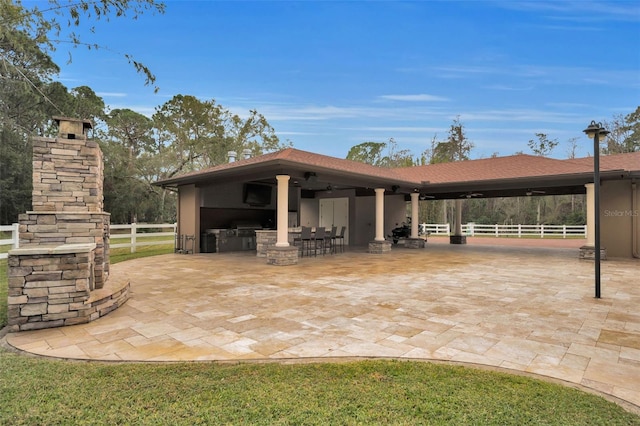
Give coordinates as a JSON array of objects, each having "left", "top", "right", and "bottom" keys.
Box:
[
  {"left": 450, "top": 198, "right": 467, "bottom": 244},
  {"left": 369, "top": 188, "right": 391, "bottom": 253}
]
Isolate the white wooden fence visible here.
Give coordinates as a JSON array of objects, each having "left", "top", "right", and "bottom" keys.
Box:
[
  {"left": 110, "top": 223, "right": 177, "bottom": 253},
  {"left": 420, "top": 223, "right": 586, "bottom": 238},
  {"left": 0, "top": 223, "right": 176, "bottom": 259},
  {"left": 0, "top": 222, "right": 588, "bottom": 259},
  {"left": 0, "top": 223, "right": 20, "bottom": 260}
]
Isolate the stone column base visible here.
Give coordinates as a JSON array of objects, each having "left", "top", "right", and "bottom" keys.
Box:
[
  {"left": 579, "top": 245, "right": 607, "bottom": 260},
  {"left": 405, "top": 238, "right": 426, "bottom": 249},
  {"left": 450, "top": 235, "right": 467, "bottom": 244},
  {"left": 266, "top": 245, "right": 299, "bottom": 266},
  {"left": 369, "top": 240, "right": 392, "bottom": 253}
]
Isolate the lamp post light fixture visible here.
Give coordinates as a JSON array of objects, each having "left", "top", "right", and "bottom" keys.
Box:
[{"left": 583, "top": 120, "right": 610, "bottom": 299}]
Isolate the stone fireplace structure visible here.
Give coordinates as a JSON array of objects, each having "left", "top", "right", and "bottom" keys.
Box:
[{"left": 7, "top": 117, "right": 129, "bottom": 332}]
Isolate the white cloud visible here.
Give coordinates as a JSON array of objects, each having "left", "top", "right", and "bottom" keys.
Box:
[
  {"left": 344, "top": 126, "right": 442, "bottom": 133},
  {"left": 378, "top": 94, "right": 449, "bottom": 102},
  {"left": 97, "top": 92, "right": 128, "bottom": 98}
]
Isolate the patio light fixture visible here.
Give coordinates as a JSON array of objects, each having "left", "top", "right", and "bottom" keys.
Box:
[{"left": 582, "top": 120, "right": 609, "bottom": 299}]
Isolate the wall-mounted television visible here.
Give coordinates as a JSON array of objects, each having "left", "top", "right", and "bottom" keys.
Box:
[{"left": 243, "top": 183, "right": 272, "bottom": 206}]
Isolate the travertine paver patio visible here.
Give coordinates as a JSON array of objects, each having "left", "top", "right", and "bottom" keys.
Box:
[{"left": 5, "top": 243, "right": 640, "bottom": 410}]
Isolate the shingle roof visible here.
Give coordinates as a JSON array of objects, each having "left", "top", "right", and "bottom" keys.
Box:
[
  {"left": 567, "top": 151, "right": 640, "bottom": 172},
  {"left": 156, "top": 148, "right": 640, "bottom": 188},
  {"left": 394, "top": 154, "right": 597, "bottom": 184},
  {"left": 156, "top": 148, "right": 415, "bottom": 186}
]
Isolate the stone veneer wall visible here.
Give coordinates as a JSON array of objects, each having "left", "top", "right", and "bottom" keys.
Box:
[
  {"left": 8, "top": 244, "right": 94, "bottom": 331},
  {"left": 19, "top": 212, "right": 110, "bottom": 288},
  {"left": 7, "top": 244, "right": 129, "bottom": 332},
  {"left": 31, "top": 135, "right": 104, "bottom": 212}
]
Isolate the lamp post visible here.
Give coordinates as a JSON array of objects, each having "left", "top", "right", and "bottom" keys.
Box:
[{"left": 583, "top": 120, "right": 609, "bottom": 299}]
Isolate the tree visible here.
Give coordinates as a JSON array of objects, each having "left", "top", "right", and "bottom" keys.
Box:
[
  {"left": 152, "top": 95, "right": 285, "bottom": 179},
  {"left": 430, "top": 117, "right": 473, "bottom": 164},
  {"left": 527, "top": 133, "right": 558, "bottom": 157},
  {"left": 622, "top": 106, "right": 640, "bottom": 151},
  {"left": 0, "top": 128, "right": 32, "bottom": 224},
  {"left": 346, "top": 139, "right": 415, "bottom": 168},
  {"left": 0, "top": 0, "right": 164, "bottom": 223},
  {"left": 346, "top": 142, "right": 386, "bottom": 165},
  {"left": 424, "top": 118, "right": 473, "bottom": 226},
  {"left": 1, "top": 0, "right": 164, "bottom": 93},
  {"left": 603, "top": 107, "right": 640, "bottom": 154}
]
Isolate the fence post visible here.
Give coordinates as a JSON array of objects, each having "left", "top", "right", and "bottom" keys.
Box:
[
  {"left": 495, "top": 224, "right": 499, "bottom": 237},
  {"left": 562, "top": 225, "right": 566, "bottom": 239},
  {"left": 540, "top": 224, "right": 544, "bottom": 238},
  {"left": 517, "top": 224, "right": 522, "bottom": 238},
  {"left": 12, "top": 222, "right": 20, "bottom": 249},
  {"left": 130, "top": 223, "right": 137, "bottom": 253}
]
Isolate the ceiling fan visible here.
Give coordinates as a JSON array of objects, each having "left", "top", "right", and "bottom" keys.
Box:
[
  {"left": 526, "top": 189, "right": 546, "bottom": 196},
  {"left": 419, "top": 194, "right": 435, "bottom": 200}
]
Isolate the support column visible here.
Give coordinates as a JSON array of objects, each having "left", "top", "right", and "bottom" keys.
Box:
[
  {"left": 374, "top": 188, "right": 385, "bottom": 241},
  {"left": 450, "top": 198, "right": 467, "bottom": 244},
  {"left": 580, "top": 182, "right": 606, "bottom": 260},
  {"left": 267, "top": 175, "right": 298, "bottom": 265},
  {"left": 406, "top": 192, "right": 425, "bottom": 248},
  {"left": 275, "top": 175, "right": 290, "bottom": 248},
  {"left": 369, "top": 188, "right": 392, "bottom": 253},
  {"left": 584, "top": 183, "right": 595, "bottom": 247},
  {"left": 410, "top": 193, "right": 419, "bottom": 238}
]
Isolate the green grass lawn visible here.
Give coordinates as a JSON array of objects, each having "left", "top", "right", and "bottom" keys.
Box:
[
  {"left": 1, "top": 247, "right": 639, "bottom": 424},
  {"left": 0, "top": 352, "right": 638, "bottom": 425}
]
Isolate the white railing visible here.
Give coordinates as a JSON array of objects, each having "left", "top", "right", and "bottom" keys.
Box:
[
  {"left": 420, "top": 223, "right": 586, "bottom": 238},
  {"left": 420, "top": 223, "right": 451, "bottom": 236},
  {"left": 110, "top": 223, "right": 177, "bottom": 253},
  {"left": 0, "top": 223, "right": 20, "bottom": 260}
]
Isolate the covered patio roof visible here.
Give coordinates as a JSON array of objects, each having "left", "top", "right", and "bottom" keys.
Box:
[{"left": 155, "top": 148, "right": 640, "bottom": 199}]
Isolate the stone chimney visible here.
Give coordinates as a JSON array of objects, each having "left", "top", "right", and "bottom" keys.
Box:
[
  {"left": 19, "top": 116, "right": 110, "bottom": 286},
  {"left": 31, "top": 117, "right": 103, "bottom": 212}
]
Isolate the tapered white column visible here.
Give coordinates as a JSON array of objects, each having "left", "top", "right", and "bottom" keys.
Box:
[
  {"left": 410, "top": 192, "right": 419, "bottom": 238},
  {"left": 275, "top": 175, "right": 290, "bottom": 247},
  {"left": 375, "top": 188, "right": 385, "bottom": 241},
  {"left": 454, "top": 199, "right": 463, "bottom": 236},
  {"left": 585, "top": 183, "right": 595, "bottom": 247}
]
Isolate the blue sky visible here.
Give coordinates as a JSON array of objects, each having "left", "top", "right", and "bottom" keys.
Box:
[{"left": 48, "top": 0, "right": 640, "bottom": 160}]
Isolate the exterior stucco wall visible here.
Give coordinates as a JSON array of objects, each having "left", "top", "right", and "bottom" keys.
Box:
[
  {"left": 354, "top": 196, "right": 375, "bottom": 245},
  {"left": 600, "top": 180, "right": 638, "bottom": 258},
  {"left": 352, "top": 194, "right": 407, "bottom": 246},
  {"left": 300, "top": 198, "right": 319, "bottom": 228},
  {"left": 177, "top": 184, "right": 200, "bottom": 252},
  {"left": 385, "top": 195, "right": 409, "bottom": 239}
]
